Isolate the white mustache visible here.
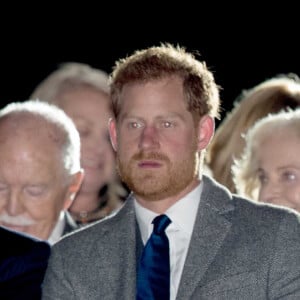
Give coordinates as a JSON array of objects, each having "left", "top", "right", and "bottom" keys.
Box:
[{"left": 0, "top": 214, "right": 36, "bottom": 226}]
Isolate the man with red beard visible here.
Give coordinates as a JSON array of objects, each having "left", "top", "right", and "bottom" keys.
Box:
[{"left": 43, "top": 44, "right": 300, "bottom": 299}]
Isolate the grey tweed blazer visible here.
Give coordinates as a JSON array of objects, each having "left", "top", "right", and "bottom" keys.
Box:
[{"left": 42, "top": 176, "right": 300, "bottom": 299}]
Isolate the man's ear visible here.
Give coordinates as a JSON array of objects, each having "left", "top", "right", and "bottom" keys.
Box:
[
  {"left": 108, "top": 118, "right": 118, "bottom": 152},
  {"left": 63, "top": 170, "right": 84, "bottom": 210},
  {"left": 197, "top": 115, "right": 215, "bottom": 151}
]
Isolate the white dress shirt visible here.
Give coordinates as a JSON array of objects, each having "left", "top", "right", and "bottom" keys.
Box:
[
  {"left": 135, "top": 182, "right": 202, "bottom": 300},
  {"left": 47, "top": 211, "right": 65, "bottom": 245}
]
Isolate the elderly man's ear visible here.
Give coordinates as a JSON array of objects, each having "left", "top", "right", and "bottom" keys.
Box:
[{"left": 63, "top": 170, "right": 84, "bottom": 210}]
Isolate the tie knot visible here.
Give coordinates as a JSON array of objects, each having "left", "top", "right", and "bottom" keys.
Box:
[{"left": 152, "top": 214, "right": 171, "bottom": 235}]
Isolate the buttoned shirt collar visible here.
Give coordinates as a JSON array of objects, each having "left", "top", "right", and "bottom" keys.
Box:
[{"left": 135, "top": 182, "right": 203, "bottom": 244}]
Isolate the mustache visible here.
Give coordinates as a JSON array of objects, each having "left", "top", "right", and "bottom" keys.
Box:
[
  {"left": 0, "top": 214, "right": 36, "bottom": 226},
  {"left": 131, "top": 152, "right": 170, "bottom": 162}
]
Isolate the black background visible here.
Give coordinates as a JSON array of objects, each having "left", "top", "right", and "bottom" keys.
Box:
[{"left": 1, "top": 7, "right": 299, "bottom": 123}]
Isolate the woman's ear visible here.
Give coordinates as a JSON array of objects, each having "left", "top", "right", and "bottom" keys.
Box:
[{"left": 197, "top": 115, "right": 215, "bottom": 151}]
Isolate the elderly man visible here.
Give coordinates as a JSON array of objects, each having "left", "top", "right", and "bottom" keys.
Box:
[{"left": 0, "top": 100, "right": 83, "bottom": 244}]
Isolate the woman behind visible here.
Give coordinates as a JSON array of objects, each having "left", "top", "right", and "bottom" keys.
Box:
[
  {"left": 232, "top": 109, "right": 300, "bottom": 213},
  {"left": 205, "top": 74, "right": 300, "bottom": 193},
  {"left": 30, "top": 63, "right": 128, "bottom": 225}
]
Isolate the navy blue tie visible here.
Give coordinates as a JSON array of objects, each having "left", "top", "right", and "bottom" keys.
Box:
[{"left": 136, "top": 214, "right": 172, "bottom": 300}]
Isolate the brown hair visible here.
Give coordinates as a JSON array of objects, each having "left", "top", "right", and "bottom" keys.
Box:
[{"left": 109, "top": 43, "right": 220, "bottom": 123}]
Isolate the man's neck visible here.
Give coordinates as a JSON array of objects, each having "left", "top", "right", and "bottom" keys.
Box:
[{"left": 135, "top": 179, "right": 200, "bottom": 214}]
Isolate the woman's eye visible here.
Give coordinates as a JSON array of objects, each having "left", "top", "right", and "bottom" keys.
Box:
[
  {"left": 282, "top": 172, "right": 296, "bottom": 181},
  {"left": 0, "top": 184, "right": 8, "bottom": 192},
  {"left": 257, "top": 172, "right": 268, "bottom": 184},
  {"left": 78, "top": 129, "right": 90, "bottom": 138}
]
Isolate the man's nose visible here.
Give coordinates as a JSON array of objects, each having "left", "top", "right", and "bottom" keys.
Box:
[
  {"left": 139, "top": 125, "right": 159, "bottom": 150},
  {"left": 6, "top": 191, "right": 24, "bottom": 216}
]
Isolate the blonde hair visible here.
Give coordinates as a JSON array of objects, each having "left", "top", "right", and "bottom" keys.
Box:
[
  {"left": 30, "top": 62, "right": 109, "bottom": 104},
  {"left": 232, "top": 108, "right": 300, "bottom": 199},
  {"left": 30, "top": 63, "right": 127, "bottom": 223},
  {"left": 206, "top": 74, "right": 300, "bottom": 192}
]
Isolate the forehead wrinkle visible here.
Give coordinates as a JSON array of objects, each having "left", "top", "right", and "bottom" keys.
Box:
[{"left": 0, "top": 113, "right": 66, "bottom": 150}]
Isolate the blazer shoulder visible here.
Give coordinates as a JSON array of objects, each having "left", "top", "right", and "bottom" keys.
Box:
[
  {"left": 52, "top": 199, "right": 135, "bottom": 254},
  {"left": 230, "top": 194, "right": 300, "bottom": 236},
  {"left": 203, "top": 175, "right": 300, "bottom": 230},
  {"left": 0, "top": 226, "right": 50, "bottom": 258}
]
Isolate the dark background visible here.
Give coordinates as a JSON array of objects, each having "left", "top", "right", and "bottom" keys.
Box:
[{"left": 1, "top": 8, "right": 299, "bottom": 123}]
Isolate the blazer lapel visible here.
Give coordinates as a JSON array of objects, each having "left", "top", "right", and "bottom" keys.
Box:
[
  {"left": 176, "top": 176, "right": 234, "bottom": 300},
  {"left": 93, "top": 197, "right": 138, "bottom": 299}
]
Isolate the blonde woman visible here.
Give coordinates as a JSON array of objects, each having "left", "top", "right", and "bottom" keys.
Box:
[
  {"left": 31, "top": 63, "right": 128, "bottom": 225},
  {"left": 233, "top": 109, "right": 300, "bottom": 212},
  {"left": 206, "top": 74, "right": 300, "bottom": 192}
]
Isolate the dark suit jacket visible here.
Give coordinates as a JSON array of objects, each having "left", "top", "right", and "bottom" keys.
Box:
[
  {"left": 0, "top": 226, "right": 50, "bottom": 300},
  {"left": 42, "top": 176, "right": 300, "bottom": 299}
]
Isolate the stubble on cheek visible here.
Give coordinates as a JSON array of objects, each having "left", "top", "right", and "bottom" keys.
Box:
[{"left": 116, "top": 144, "right": 198, "bottom": 201}]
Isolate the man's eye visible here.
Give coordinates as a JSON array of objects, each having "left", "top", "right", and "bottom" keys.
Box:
[
  {"left": 26, "top": 186, "right": 45, "bottom": 197},
  {"left": 163, "top": 121, "right": 172, "bottom": 128},
  {"left": 129, "top": 122, "right": 142, "bottom": 129}
]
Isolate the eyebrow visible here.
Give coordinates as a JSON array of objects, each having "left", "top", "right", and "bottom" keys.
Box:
[{"left": 120, "top": 112, "right": 185, "bottom": 122}]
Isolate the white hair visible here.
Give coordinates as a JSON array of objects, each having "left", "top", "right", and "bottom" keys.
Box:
[{"left": 0, "top": 100, "right": 81, "bottom": 174}]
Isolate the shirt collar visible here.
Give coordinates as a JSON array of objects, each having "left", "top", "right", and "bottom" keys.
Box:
[
  {"left": 47, "top": 211, "right": 65, "bottom": 245},
  {"left": 135, "top": 182, "right": 203, "bottom": 244}
]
